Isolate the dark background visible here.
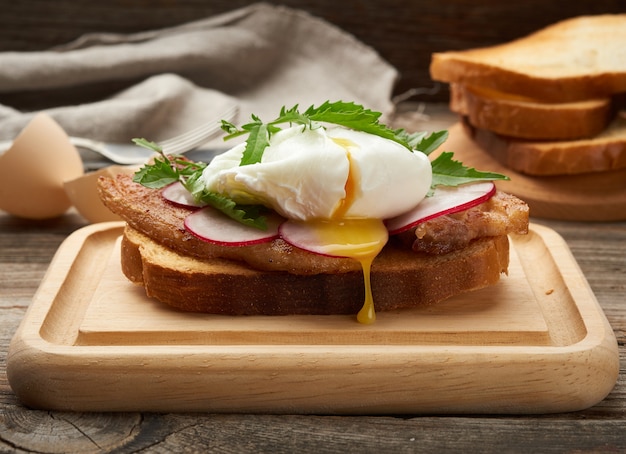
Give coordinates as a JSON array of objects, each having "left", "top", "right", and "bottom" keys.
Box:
[{"left": 1, "top": 0, "right": 625, "bottom": 105}]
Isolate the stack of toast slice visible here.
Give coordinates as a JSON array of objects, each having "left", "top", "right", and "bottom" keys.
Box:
[{"left": 430, "top": 14, "right": 626, "bottom": 177}]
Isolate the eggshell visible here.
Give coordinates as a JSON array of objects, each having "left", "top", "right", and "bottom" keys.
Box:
[
  {"left": 0, "top": 113, "right": 84, "bottom": 219},
  {"left": 64, "top": 165, "right": 139, "bottom": 223}
]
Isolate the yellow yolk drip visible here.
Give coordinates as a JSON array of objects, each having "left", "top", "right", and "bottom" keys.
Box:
[
  {"left": 304, "top": 218, "right": 388, "bottom": 324},
  {"left": 308, "top": 137, "right": 389, "bottom": 324}
]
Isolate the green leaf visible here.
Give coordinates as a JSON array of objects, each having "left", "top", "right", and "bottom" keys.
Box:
[
  {"left": 240, "top": 123, "right": 270, "bottom": 166},
  {"left": 133, "top": 158, "right": 179, "bottom": 188},
  {"left": 431, "top": 152, "right": 509, "bottom": 187},
  {"left": 132, "top": 137, "right": 162, "bottom": 153},
  {"left": 273, "top": 104, "right": 311, "bottom": 125},
  {"left": 304, "top": 101, "right": 382, "bottom": 128},
  {"left": 415, "top": 130, "right": 448, "bottom": 156},
  {"left": 197, "top": 191, "right": 268, "bottom": 230},
  {"left": 220, "top": 119, "right": 241, "bottom": 137}
]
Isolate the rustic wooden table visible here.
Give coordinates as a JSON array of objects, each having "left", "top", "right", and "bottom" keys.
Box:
[
  {"left": 1, "top": 1, "right": 625, "bottom": 451},
  {"left": 0, "top": 105, "right": 624, "bottom": 452}
]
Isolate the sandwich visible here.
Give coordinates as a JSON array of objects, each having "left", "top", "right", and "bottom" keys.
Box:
[
  {"left": 430, "top": 14, "right": 626, "bottom": 177},
  {"left": 97, "top": 101, "right": 529, "bottom": 324}
]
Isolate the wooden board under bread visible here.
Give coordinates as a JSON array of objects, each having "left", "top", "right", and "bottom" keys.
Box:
[
  {"left": 438, "top": 122, "right": 626, "bottom": 221},
  {"left": 7, "top": 222, "right": 618, "bottom": 414}
]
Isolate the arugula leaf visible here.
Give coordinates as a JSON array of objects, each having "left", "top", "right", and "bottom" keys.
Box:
[
  {"left": 132, "top": 140, "right": 207, "bottom": 188},
  {"left": 196, "top": 190, "right": 269, "bottom": 229},
  {"left": 132, "top": 139, "right": 177, "bottom": 188},
  {"left": 240, "top": 123, "right": 270, "bottom": 166},
  {"left": 132, "top": 137, "right": 161, "bottom": 152},
  {"left": 132, "top": 158, "right": 180, "bottom": 188},
  {"left": 431, "top": 152, "right": 509, "bottom": 187},
  {"left": 415, "top": 130, "right": 448, "bottom": 156},
  {"left": 304, "top": 101, "right": 382, "bottom": 130}
]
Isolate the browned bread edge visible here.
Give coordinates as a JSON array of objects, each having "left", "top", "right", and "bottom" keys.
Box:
[
  {"left": 450, "top": 83, "right": 613, "bottom": 140},
  {"left": 462, "top": 115, "right": 626, "bottom": 176},
  {"left": 430, "top": 15, "right": 626, "bottom": 103}
]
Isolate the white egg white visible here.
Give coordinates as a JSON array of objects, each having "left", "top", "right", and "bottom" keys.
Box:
[
  {"left": 326, "top": 128, "right": 432, "bottom": 219},
  {"left": 201, "top": 124, "right": 432, "bottom": 222}
]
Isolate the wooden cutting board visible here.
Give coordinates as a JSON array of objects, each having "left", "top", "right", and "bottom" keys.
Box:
[
  {"left": 7, "top": 222, "right": 618, "bottom": 414},
  {"left": 439, "top": 123, "right": 626, "bottom": 221}
]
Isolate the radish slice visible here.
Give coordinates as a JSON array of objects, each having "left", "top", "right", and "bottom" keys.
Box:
[
  {"left": 162, "top": 182, "right": 206, "bottom": 208},
  {"left": 184, "top": 207, "right": 284, "bottom": 245},
  {"left": 279, "top": 218, "right": 388, "bottom": 258},
  {"left": 385, "top": 181, "right": 496, "bottom": 235},
  {"left": 279, "top": 221, "right": 337, "bottom": 257}
]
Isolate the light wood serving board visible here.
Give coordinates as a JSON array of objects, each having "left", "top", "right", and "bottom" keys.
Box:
[
  {"left": 7, "top": 222, "right": 619, "bottom": 414},
  {"left": 439, "top": 123, "right": 626, "bottom": 221}
]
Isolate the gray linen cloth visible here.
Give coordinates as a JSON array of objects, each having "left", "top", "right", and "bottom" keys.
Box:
[{"left": 0, "top": 3, "right": 397, "bottom": 146}]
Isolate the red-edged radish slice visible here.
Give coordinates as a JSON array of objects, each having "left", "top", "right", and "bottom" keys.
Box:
[
  {"left": 385, "top": 181, "right": 496, "bottom": 235},
  {"left": 184, "top": 207, "right": 284, "bottom": 245},
  {"left": 279, "top": 218, "right": 388, "bottom": 258},
  {"left": 162, "top": 182, "right": 206, "bottom": 208}
]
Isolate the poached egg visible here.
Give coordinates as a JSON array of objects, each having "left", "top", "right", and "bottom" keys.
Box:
[{"left": 200, "top": 124, "right": 433, "bottom": 323}]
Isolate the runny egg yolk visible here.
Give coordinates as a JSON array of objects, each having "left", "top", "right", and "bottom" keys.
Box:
[
  {"left": 304, "top": 218, "right": 388, "bottom": 324},
  {"left": 309, "top": 138, "right": 390, "bottom": 324}
]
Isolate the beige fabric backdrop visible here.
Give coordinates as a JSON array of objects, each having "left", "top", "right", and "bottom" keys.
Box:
[{"left": 0, "top": 3, "right": 397, "bottom": 144}]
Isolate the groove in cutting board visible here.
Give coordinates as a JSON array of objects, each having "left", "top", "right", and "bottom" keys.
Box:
[{"left": 71, "top": 232, "right": 550, "bottom": 347}]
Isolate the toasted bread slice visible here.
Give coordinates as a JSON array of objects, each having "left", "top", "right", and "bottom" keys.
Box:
[
  {"left": 465, "top": 113, "right": 626, "bottom": 176},
  {"left": 121, "top": 225, "right": 511, "bottom": 315},
  {"left": 450, "top": 84, "right": 613, "bottom": 140},
  {"left": 431, "top": 15, "right": 626, "bottom": 102}
]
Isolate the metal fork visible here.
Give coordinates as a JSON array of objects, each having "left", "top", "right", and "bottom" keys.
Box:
[
  {"left": 0, "top": 105, "right": 238, "bottom": 166},
  {"left": 70, "top": 104, "right": 238, "bottom": 165}
]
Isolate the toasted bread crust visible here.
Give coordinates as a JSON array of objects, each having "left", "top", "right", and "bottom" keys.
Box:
[
  {"left": 450, "top": 84, "right": 613, "bottom": 140},
  {"left": 122, "top": 226, "right": 511, "bottom": 315},
  {"left": 432, "top": 57, "right": 623, "bottom": 103},
  {"left": 463, "top": 115, "right": 626, "bottom": 176},
  {"left": 430, "top": 15, "right": 626, "bottom": 102}
]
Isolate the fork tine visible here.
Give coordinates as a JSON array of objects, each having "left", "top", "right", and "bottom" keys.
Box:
[
  {"left": 161, "top": 105, "right": 238, "bottom": 145},
  {"left": 162, "top": 125, "right": 221, "bottom": 152},
  {"left": 159, "top": 121, "right": 220, "bottom": 149},
  {"left": 160, "top": 105, "right": 238, "bottom": 155},
  {"left": 161, "top": 126, "right": 220, "bottom": 155}
]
